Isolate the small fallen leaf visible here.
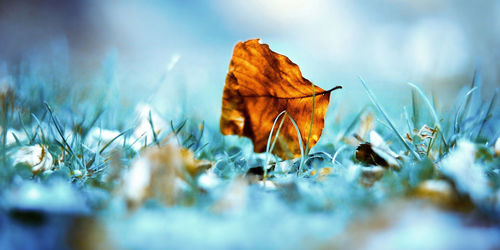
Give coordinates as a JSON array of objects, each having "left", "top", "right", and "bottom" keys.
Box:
[
  {"left": 122, "top": 142, "right": 211, "bottom": 209},
  {"left": 12, "top": 145, "right": 54, "bottom": 174},
  {"left": 220, "top": 39, "right": 341, "bottom": 159},
  {"left": 355, "top": 143, "right": 389, "bottom": 167},
  {"left": 355, "top": 131, "right": 401, "bottom": 169}
]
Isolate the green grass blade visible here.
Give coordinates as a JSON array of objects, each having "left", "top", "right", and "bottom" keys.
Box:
[
  {"left": 476, "top": 89, "right": 498, "bottom": 140},
  {"left": 407, "top": 82, "right": 441, "bottom": 128},
  {"left": 286, "top": 113, "right": 305, "bottom": 173},
  {"left": 11, "top": 132, "right": 22, "bottom": 146},
  {"left": 359, "top": 77, "right": 420, "bottom": 160},
  {"left": 411, "top": 89, "right": 419, "bottom": 129},
  {"left": 31, "top": 113, "right": 46, "bottom": 145},
  {"left": 407, "top": 82, "right": 448, "bottom": 149},
  {"left": 148, "top": 110, "right": 159, "bottom": 146},
  {"left": 264, "top": 110, "right": 287, "bottom": 177},
  {"left": 99, "top": 129, "right": 132, "bottom": 154},
  {"left": 454, "top": 87, "right": 478, "bottom": 134},
  {"left": 305, "top": 82, "right": 316, "bottom": 155},
  {"left": 18, "top": 112, "right": 32, "bottom": 144},
  {"left": 45, "top": 102, "right": 85, "bottom": 170}
]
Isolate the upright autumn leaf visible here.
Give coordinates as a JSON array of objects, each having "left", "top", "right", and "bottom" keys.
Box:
[{"left": 220, "top": 39, "right": 341, "bottom": 159}]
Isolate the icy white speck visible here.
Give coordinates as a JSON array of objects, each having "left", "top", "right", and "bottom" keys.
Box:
[
  {"left": 439, "top": 140, "right": 490, "bottom": 201},
  {"left": 198, "top": 169, "right": 220, "bottom": 190},
  {"left": 26, "top": 185, "right": 42, "bottom": 201},
  {"left": 123, "top": 157, "right": 151, "bottom": 203},
  {"left": 419, "top": 179, "right": 453, "bottom": 194},
  {"left": 258, "top": 180, "right": 277, "bottom": 190}
]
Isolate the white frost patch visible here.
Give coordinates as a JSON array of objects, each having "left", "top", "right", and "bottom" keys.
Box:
[
  {"left": 419, "top": 179, "right": 453, "bottom": 194},
  {"left": 438, "top": 140, "right": 490, "bottom": 201},
  {"left": 198, "top": 169, "right": 220, "bottom": 190},
  {"left": 123, "top": 157, "right": 151, "bottom": 203},
  {"left": 258, "top": 180, "right": 278, "bottom": 190},
  {"left": 5, "top": 129, "right": 27, "bottom": 145}
]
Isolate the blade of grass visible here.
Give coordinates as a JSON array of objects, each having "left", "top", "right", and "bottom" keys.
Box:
[
  {"left": 125, "top": 132, "right": 146, "bottom": 152},
  {"left": 460, "top": 69, "right": 478, "bottom": 125},
  {"left": 45, "top": 102, "right": 85, "bottom": 170},
  {"left": 411, "top": 89, "right": 419, "bottom": 129},
  {"left": 99, "top": 129, "right": 132, "bottom": 154},
  {"left": 305, "top": 82, "right": 316, "bottom": 155},
  {"left": 31, "top": 113, "right": 46, "bottom": 145},
  {"left": 359, "top": 77, "right": 420, "bottom": 160},
  {"left": 194, "top": 142, "right": 209, "bottom": 155},
  {"left": 476, "top": 89, "right": 498, "bottom": 140},
  {"left": 407, "top": 82, "right": 441, "bottom": 128},
  {"left": 286, "top": 113, "right": 305, "bottom": 173},
  {"left": 170, "top": 120, "right": 186, "bottom": 146},
  {"left": 269, "top": 113, "right": 287, "bottom": 155},
  {"left": 426, "top": 126, "right": 438, "bottom": 157},
  {"left": 196, "top": 121, "right": 205, "bottom": 150},
  {"left": 81, "top": 107, "right": 104, "bottom": 139},
  {"left": 18, "top": 113, "right": 33, "bottom": 144},
  {"left": 454, "top": 87, "right": 478, "bottom": 134},
  {"left": 332, "top": 144, "right": 347, "bottom": 164},
  {"left": 264, "top": 110, "right": 287, "bottom": 178},
  {"left": 11, "top": 132, "right": 22, "bottom": 146},
  {"left": 148, "top": 110, "right": 159, "bottom": 146},
  {"left": 403, "top": 106, "right": 413, "bottom": 132},
  {"left": 407, "top": 82, "right": 448, "bottom": 149}
]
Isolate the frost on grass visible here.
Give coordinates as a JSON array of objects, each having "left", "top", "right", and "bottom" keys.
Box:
[{"left": 0, "top": 71, "right": 499, "bottom": 249}]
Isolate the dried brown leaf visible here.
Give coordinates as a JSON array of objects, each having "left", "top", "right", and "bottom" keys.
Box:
[{"left": 220, "top": 39, "right": 341, "bottom": 159}]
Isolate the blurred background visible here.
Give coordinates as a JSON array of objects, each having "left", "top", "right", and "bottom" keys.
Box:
[
  {"left": 1, "top": 0, "right": 499, "bottom": 128},
  {"left": 1, "top": 2, "right": 500, "bottom": 249}
]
